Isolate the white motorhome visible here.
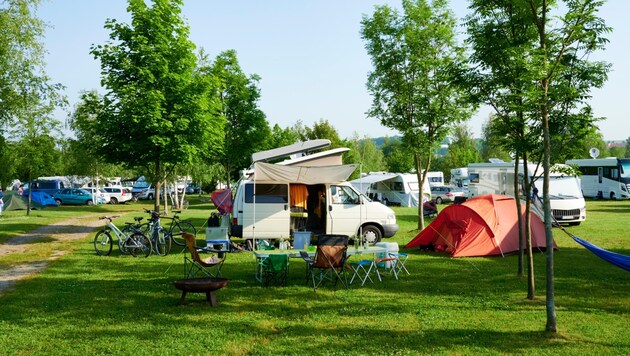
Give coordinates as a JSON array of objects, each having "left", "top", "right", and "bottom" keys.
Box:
[
  {"left": 450, "top": 167, "right": 469, "bottom": 189},
  {"left": 349, "top": 172, "right": 431, "bottom": 207},
  {"left": 426, "top": 171, "right": 445, "bottom": 187},
  {"left": 467, "top": 161, "right": 586, "bottom": 225},
  {"left": 231, "top": 140, "right": 399, "bottom": 244},
  {"left": 565, "top": 157, "right": 630, "bottom": 200}
]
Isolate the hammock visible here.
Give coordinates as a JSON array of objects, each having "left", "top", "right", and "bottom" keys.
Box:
[
  {"left": 531, "top": 193, "right": 630, "bottom": 271},
  {"left": 572, "top": 237, "right": 630, "bottom": 272}
]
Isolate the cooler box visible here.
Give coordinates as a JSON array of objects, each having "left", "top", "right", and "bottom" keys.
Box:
[
  {"left": 375, "top": 242, "right": 399, "bottom": 268},
  {"left": 293, "top": 231, "right": 312, "bottom": 250},
  {"left": 206, "top": 227, "right": 229, "bottom": 251}
]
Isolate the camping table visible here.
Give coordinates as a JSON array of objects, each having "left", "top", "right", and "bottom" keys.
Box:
[{"left": 253, "top": 246, "right": 387, "bottom": 283}]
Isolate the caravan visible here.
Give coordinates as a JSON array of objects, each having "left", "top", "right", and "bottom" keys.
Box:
[
  {"left": 230, "top": 140, "right": 399, "bottom": 244},
  {"left": 349, "top": 172, "right": 431, "bottom": 207},
  {"left": 467, "top": 161, "right": 586, "bottom": 225}
]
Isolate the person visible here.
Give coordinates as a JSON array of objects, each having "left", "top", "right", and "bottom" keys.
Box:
[
  {"left": 0, "top": 188, "right": 4, "bottom": 215},
  {"left": 18, "top": 184, "right": 24, "bottom": 196}
]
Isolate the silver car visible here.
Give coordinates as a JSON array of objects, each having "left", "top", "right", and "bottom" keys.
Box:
[{"left": 430, "top": 186, "right": 465, "bottom": 204}]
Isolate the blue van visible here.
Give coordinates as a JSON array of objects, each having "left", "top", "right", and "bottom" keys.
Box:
[{"left": 22, "top": 179, "right": 66, "bottom": 196}]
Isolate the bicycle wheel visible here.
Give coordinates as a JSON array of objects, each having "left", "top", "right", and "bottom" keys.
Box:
[
  {"left": 153, "top": 228, "right": 172, "bottom": 256},
  {"left": 128, "top": 233, "right": 152, "bottom": 258},
  {"left": 170, "top": 220, "right": 197, "bottom": 246},
  {"left": 93, "top": 230, "right": 113, "bottom": 256},
  {"left": 119, "top": 225, "right": 139, "bottom": 255}
]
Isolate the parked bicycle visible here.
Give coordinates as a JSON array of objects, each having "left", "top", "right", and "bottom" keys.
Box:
[
  {"left": 94, "top": 215, "right": 152, "bottom": 257},
  {"left": 141, "top": 209, "right": 197, "bottom": 256},
  {"left": 142, "top": 209, "right": 171, "bottom": 256},
  {"left": 162, "top": 210, "right": 197, "bottom": 247}
]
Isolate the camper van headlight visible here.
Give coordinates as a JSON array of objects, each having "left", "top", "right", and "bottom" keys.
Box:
[{"left": 386, "top": 213, "right": 396, "bottom": 224}]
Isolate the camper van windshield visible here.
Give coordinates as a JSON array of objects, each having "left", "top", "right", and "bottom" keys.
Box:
[
  {"left": 134, "top": 181, "right": 150, "bottom": 189},
  {"left": 620, "top": 161, "right": 630, "bottom": 178},
  {"left": 537, "top": 177, "right": 582, "bottom": 198}
]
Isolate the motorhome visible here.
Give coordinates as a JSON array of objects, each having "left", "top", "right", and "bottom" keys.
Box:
[
  {"left": 450, "top": 167, "right": 469, "bottom": 189},
  {"left": 426, "top": 171, "right": 445, "bottom": 187},
  {"left": 467, "top": 161, "right": 586, "bottom": 225},
  {"left": 230, "top": 140, "right": 399, "bottom": 244},
  {"left": 349, "top": 172, "right": 431, "bottom": 207},
  {"left": 565, "top": 157, "right": 630, "bottom": 200}
]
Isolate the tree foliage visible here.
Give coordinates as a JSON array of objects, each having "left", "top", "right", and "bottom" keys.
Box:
[
  {"left": 361, "top": 0, "right": 472, "bottom": 229},
  {"left": 206, "top": 49, "right": 270, "bottom": 183},
  {"left": 90, "top": 0, "right": 222, "bottom": 209}
]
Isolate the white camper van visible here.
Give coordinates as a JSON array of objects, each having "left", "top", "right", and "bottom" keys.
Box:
[
  {"left": 230, "top": 141, "right": 399, "bottom": 244},
  {"left": 467, "top": 162, "right": 586, "bottom": 225},
  {"left": 349, "top": 172, "right": 431, "bottom": 207}
]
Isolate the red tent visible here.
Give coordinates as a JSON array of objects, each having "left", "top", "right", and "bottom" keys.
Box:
[{"left": 405, "top": 194, "right": 554, "bottom": 257}]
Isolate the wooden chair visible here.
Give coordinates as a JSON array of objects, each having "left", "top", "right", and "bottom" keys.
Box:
[{"left": 183, "top": 233, "right": 224, "bottom": 278}]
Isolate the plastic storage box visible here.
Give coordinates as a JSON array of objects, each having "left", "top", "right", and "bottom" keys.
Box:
[
  {"left": 293, "top": 231, "right": 312, "bottom": 250},
  {"left": 206, "top": 227, "right": 229, "bottom": 251}
]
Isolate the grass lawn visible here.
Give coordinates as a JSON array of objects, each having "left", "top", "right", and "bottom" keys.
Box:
[{"left": 0, "top": 197, "right": 629, "bottom": 355}]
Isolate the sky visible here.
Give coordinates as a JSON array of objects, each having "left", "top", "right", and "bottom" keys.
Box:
[{"left": 38, "top": 1, "right": 630, "bottom": 141}]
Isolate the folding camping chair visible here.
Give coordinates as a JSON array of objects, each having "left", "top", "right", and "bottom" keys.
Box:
[
  {"left": 309, "top": 235, "right": 349, "bottom": 293},
  {"left": 183, "top": 233, "right": 225, "bottom": 278},
  {"left": 259, "top": 254, "right": 290, "bottom": 287}
]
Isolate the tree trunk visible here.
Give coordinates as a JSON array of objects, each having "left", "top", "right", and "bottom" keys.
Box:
[
  {"left": 414, "top": 153, "right": 425, "bottom": 230},
  {"left": 514, "top": 152, "right": 524, "bottom": 277}
]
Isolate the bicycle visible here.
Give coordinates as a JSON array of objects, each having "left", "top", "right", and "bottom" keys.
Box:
[
  {"left": 142, "top": 209, "right": 171, "bottom": 256},
  {"left": 93, "top": 215, "right": 152, "bottom": 257},
  {"left": 162, "top": 210, "right": 197, "bottom": 247}
]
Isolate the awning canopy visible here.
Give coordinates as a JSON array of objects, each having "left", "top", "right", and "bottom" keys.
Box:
[
  {"left": 253, "top": 162, "right": 358, "bottom": 184},
  {"left": 349, "top": 173, "right": 398, "bottom": 193}
]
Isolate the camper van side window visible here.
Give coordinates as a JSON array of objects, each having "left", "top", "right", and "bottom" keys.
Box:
[
  {"left": 244, "top": 183, "right": 288, "bottom": 204},
  {"left": 470, "top": 173, "right": 480, "bottom": 183}
]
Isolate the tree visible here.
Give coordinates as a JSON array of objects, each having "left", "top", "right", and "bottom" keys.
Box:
[
  {"left": 380, "top": 137, "right": 414, "bottom": 173},
  {"left": 527, "top": 0, "right": 610, "bottom": 333},
  {"left": 441, "top": 125, "right": 480, "bottom": 174},
  {"left": 344, "top": 135, "right": 386, "bottom": 180},
  {"left": 90, "top": 0, "right": 222, "bottom": 211},
  {"left": 1, "top": 0, "right": 66, "bottom": 213},
  {"left": 479, "top": 117, "right": 511, "bottom": 162},
  {"left": 361, "top": 0, "right": 472, "bottom": 229},
  {"left": 206, "top": 49, "right": 270, "bottom": 185}
]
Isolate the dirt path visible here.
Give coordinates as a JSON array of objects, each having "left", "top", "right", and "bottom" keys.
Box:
[{"left": 0, "top": 214, "right": 104, "bottom": 295}]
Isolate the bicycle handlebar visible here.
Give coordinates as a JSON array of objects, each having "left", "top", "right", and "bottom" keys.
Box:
[{"left": 99, "top": 215, "right": 121, "bottom": 221}]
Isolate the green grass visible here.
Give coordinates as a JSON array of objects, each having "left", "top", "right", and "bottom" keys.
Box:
[{"left": 0, "top": 198, "right": 629, "bottom": 355}]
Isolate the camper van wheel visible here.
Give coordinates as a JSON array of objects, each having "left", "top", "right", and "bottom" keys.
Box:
[
  {"left": 435, "top": 197, "right": 443, "bottom": 204},
  {"left": 54, "top": 199, "right": 62, "bottom": 206},
  {"left": 610, "top": 192, "right": 616, "bottom": 200},
  {"left": 361, "top": 225, "right": 382, "bottom": 244},
  {"left": 148, "top": 193, "right": 154, "bottom": 200}
]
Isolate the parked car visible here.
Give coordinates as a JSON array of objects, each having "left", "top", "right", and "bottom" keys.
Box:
[
  {"left": 185, "top": 184, "right": 202, "bottom": 194},
  {"left": 83, "top": 187, "right": 111, "bottom": 204},
  {"left": 103, "top": 187, "right": 133, "bottom": 204},
  {"left": 53, "top": 188, "right": 97, "bottom": 206},
  {"left": 430, "top": 186, "right": 465, "bottom": 204}
]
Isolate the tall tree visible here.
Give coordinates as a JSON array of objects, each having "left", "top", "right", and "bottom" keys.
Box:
[
  {"left": 1, "top": 0, "right": 66, "bottom": 213},
  {"left": 91, "top": 0, "right": 222, "bottom": 211},
  {"left": 527, "top": 0, "right": 610, "bottom": 333},
  {"left": 361, "top": 0, "right": 472, "bottom": 229},
  {"left": 206, "top": 49, "right": 270, "bottom": 185}
]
